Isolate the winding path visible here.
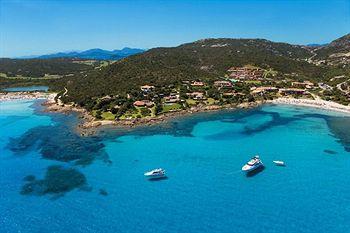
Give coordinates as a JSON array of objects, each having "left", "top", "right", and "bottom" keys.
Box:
[
  {"left": 336, "top": 80, "right": 350, "bottom": 95},
  {"left": 57, "top": 87, "right": 68, "bottom": 105}
]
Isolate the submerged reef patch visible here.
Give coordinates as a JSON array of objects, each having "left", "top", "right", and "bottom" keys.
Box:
[
  {"left": 99, "top": 189, "right": 108, "bottom": 196},
  {"left": 103, "top": 108, "right": 262, "bottom": 140},
  {"left": 23, "top": 175, "right": 36, "bottom": 182},
  {"left": 325, "top": 117, "right": 350, "bottom": 152},
  {"left": 8, "top": 124, "right": 109, "bottom": 166},
  {"left": 204, "top": 110, "right": 299, "bottom": 140},
  {"left": 324, "top": 149, "right": 338, "bottom": 155},
  {"left": 299, "top": 114, "right": 350, "bottom": 153},
  {"left": 240, "top": 111, "right": 298, "bottom": 135},
  {"left": 21, "top": 165, "right": 88, "bottom": 196},
  {"left": 6, "top": 111, "right": 110, "bottom": 197}
]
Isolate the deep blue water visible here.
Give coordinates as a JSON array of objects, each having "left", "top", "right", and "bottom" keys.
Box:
[
  {"left": 3, "top": 86, "right": 49, "bottom": 92},
  {"left": 1, "top": 100, "right": 350, "bottom": 233}
]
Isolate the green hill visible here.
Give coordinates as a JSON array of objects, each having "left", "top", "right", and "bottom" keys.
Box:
[
  {"left": 58, "top": 38, "right": 325, "bottom": 104},
  {"left": 0, "top": 58, "right": 92, "bottom": 77},
  {"left": 313, "top": 33, "right": 350, "bottom": 59}
]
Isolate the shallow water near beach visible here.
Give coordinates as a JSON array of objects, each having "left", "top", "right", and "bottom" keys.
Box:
[{"left": 1, "top": 100, "right": 350, "bottom": 233}]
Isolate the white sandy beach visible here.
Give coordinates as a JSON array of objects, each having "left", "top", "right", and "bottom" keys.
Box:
[
  {"left": 270, "top": 97, "right": 350, "bottom": 114},
  {"left": 0, "top": 91, "right": 56, "bottom": 102}
]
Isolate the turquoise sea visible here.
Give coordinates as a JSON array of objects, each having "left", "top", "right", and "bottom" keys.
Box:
[
  {"left": 1, "top": 99, "right": 350, "bottom": 233},
  {"left": 3, "top": 86, "right": 49, "bottom": 92}
]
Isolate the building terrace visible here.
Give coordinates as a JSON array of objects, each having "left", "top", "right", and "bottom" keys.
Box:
[
  {"left": 291, "top": 81, "right": 314, "bottom": 89},
  {"left": 191, "top": 81, "right": 205, "bottom": 87},
  {"left": 228, "top": 66, "right": 264, "bottom": 80},
  {"left": 250, "top": 87, "right": 278, "bottom": 95},
  {"left": 214, "top": 80, "right": 233, "bottom": 88},
  {"left": 279, "top": 88, "right": 306, "bottom": 95},
  {"left": 164, "top": 93, "right": 180, "bottom": 104},
  {"left": 186, "top": 92, "right": 206, "bottom": 100}
]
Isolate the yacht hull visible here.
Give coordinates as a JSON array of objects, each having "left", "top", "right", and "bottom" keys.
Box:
[
  {"left": 242, "top": 163, "right": 263, "bottom": 172},
  {"left": 144, "top": 173, "right": 166, "bottom": 178},
  {"left": 273, "top": 161, "right": 285, "bottom": 166}
]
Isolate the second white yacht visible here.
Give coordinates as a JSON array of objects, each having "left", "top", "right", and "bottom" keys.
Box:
[
  {"left": 273, "top": 160, "right": 285, "bottom": 166},
  {"left": 144, "top": 168, "right": 166, "bottom": 178}
]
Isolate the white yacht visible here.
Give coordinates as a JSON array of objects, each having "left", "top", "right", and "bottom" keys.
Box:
[
  {"left": 144, "top": 168, "right": 166, "bottom": 178},
  {"left": 273, "top": 160, "right": 285, "bottom": 166},
  {"left": 242, "top": 155, "right": 263, "bottom": 172}
]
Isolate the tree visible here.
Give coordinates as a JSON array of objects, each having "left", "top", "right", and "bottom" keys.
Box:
[
  {"left": 111, "top": 107, "right": 118, "bottom": 114},
  {"left": 207, "top": 88, "right": 220, "bottom": 99},
  {"left": 155, "top": 103, "right": 163, "bottom": 115},
  {"left": 140, "top": 107, "right": 151, "bottom": 117},
  {"left": 95, "top": 110, "right": 102, "bottom": 119}
]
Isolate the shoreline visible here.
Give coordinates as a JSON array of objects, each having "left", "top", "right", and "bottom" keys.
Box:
[
  {"left": 2, "top": 91, "right": 350, "bottom": 135},
  {"left": 43, "top": 99, "right": 263, "bottom": 135},
  {"left": 42, "top": 97, "right": 350, "bottom": 136}
]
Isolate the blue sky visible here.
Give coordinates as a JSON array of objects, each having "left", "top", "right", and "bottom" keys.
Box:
[{"left": 1, "top": 0, "right": 349, "bottom": 57}]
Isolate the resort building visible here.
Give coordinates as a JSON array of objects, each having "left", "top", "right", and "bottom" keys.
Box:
[
  {"left": 318, "top": 83, "right": 333, "bottom": 91},
  {"left": 250, "top": 87, "right": 278, "bottom": 95},
  {"left": 228, "top": 66, "right": 264, "bottom": 80},
  {"left": 186, "top": 92, "right": 206, "bottom": 100},
  {"left": 214, "top": 80, "right": 233, "bottom": 88},
  {"left": 164, "top": 93, "right": 180, "bottom": 104},
  {"left": 221, "top": 91, "right": 237, "bottom": 97},
  {"left": 140, "top": 85, "right": 155, "bottom": 93},
  {"left": 191, "top": 81, "right": 205, "bottom": 87},
  {"left": 133, "top": 100, "right": 154, "bottom": 107},
  {"left": 279, "top": 88, "right": 306, "bottom": 95},
  {"left": 291, "top": 81, "right": 314, "bottom": 89}
]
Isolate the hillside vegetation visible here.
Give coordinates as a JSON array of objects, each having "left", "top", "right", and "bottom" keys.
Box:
[
  {"left": 313, "top": 34, "right": 350, "bottom": 59},
  {"left": 0, "top": 58, "right": 92, "bottom": 77},
  {"left": 59, "top": 38, "right": 327, "bottom": 104},
  {"left": 1, "top": 35, "right": 350, "bottom": 115}
]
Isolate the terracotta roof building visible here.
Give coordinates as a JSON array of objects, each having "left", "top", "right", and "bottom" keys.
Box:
[{"left": 133, "top": 100, "right": 154, "bottom": 107}]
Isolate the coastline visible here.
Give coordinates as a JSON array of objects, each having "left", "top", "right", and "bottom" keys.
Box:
[
  {"left": 41, "top": 96, "right": 350, "bottom": 137},
  {"left": 2, "top": 91, "right": 350, "bottom": 135},
  {"left": 43, "top": 99, "right": 263, "bottom": 135}
]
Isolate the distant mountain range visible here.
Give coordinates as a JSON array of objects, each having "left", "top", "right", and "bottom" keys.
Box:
[{"left": 21, "top": 47, "right": 145, "bottom": 60}]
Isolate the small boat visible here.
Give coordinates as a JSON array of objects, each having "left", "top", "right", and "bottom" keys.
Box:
[
  {"left": 273, "top": 160, "right": 286, "bottom": 166},
  {"left": 242, "top": 155, "right": 263, "bottom": 172},
  {"left": 144, "top": 168, "right": 166, "bottom": 178}
]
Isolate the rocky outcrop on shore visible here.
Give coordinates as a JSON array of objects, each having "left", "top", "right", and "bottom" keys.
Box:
[{"left": 76, "top": 102, "right": 263, "bottom": 131}]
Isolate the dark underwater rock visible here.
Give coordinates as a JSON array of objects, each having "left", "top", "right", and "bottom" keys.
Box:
[
  {"left": 99, "top": 189, "right": 108, "bottom": 196},
  {"left": 21, "top": 165, "right": 87, "bottom": 196},
  {"left": 324, "top": 149, "right": 338, "bottom": 155},
  {"left": 23, "top": 175, "right": 36, "bottom": 182}
]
